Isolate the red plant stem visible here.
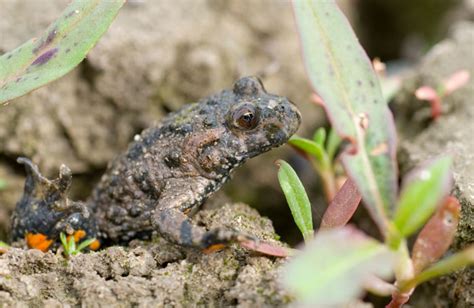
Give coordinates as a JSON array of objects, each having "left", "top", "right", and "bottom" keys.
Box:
[
  {"left": 430, "top": 96, "right": 442, "bottom": 119},
  {"left": 386, "top": 291, "right": 411, "bottom": 308}
]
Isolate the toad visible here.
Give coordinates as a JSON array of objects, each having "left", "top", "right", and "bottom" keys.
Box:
[{"left": 10, "top": 76, "right": 301, "bottom": 252}]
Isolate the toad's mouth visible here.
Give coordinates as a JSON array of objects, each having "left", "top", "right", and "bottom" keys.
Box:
[{"left": 240, "top": 127, "right": 292, "bottom": 159}]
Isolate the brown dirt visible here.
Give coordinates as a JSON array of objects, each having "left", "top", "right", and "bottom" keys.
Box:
[{"left": 0, "top": 202, "right": 289, "bottom": 307}]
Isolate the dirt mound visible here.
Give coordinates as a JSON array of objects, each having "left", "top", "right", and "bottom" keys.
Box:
[{"left": 0, "top": 203, "right": 289, "bottom": 307}]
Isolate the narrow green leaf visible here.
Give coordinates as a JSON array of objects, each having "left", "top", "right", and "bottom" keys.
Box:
[
  {"left": 0, "top": 0, "right": 125, "bottom": 104},
  {"left": 76, "top": 238, "right": 97, "bottom": 252},
  {"left": 68, "top": 235, "right": 76, "bottom": 253},
  {"left": 313, "top": 127, "right": 327, "bottom": 147},
  {"left": 289, "top": 136, "right": 327, "bottom": 166},
  {"left": 393, "top": 157, "right": 452, "bottom": 237},
  {"left": 400, "top": 246, "right": 474, "bottom": 292},
  {"left": 60, "top": 232, "right": 70, "bottom": 256},
  {"left": 277, "top": 160, "right": 313, "bottom": 241},
  {"left": 60, "top": 233, "right": 68, "bottom": 248},
  {"left": 293, "top": 0, "right": 398, "bottom": 235},
  {"left": 326, "top": 128, "right": 341, "bottom": 162},
  {"left": 283, "top": 226, "right": 393, "bottom": 306}
]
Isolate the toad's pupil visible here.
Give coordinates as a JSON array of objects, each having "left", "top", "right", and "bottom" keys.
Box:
[
  {"left": 237, "top": 110, "right": 257, "bottom": 129},
  {"left": 242, "top": 113, "right": 253, "bottom": 122}
]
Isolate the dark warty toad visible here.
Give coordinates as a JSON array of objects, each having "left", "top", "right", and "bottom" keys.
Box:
[{"left": 10, "top": 76, "right": 301, "bottom": 252}]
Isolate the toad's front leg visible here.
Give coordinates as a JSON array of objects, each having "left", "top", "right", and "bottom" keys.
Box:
[{"left": 151, "top": 177, "right": 252, "bottom": 250}]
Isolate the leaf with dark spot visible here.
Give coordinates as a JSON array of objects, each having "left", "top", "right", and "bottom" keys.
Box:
[
  {"left": 31, "top": 48, "right": 58, "bottom": 66},
  {"left": 293, "top": 0, "right": 398, "bottom": 236},
  {"left": 0, "top": 0, "right": 125, "bottom": 104}
]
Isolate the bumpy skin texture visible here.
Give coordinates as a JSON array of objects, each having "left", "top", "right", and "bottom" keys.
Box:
[{"left": 11, "top": 77, "right": 301, "bottom": 250}]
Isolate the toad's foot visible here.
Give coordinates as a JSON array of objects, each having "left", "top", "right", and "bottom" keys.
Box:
[
  {"left": 11, "top": 158, "right": 100, "bottom": 252},
  {"left": 153, "top": 207, "right": 255, "bottom": 251}
]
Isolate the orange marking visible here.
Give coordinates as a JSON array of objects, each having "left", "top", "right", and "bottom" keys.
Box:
[
  {"left": 89, "top": 239, "right": 101, "bottom": 251},
  {"left": 73, "top": 230, "right": 86, "bottom": 242},
  {"left": 370, "top": 143, "right": 388, "bottom": 156},
  {"left": 67, "top": 229, "right": 87, "bottom": 243},
  {"left": 25, "top": 233, "right": 53, "bottom": 252},
  {"left": 203, "top": 243, "right": 226, "bottom": 254}
]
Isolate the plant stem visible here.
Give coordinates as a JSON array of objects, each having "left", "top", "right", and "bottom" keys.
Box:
[
  {"left": 311, "top": 159, "right": 337, "bottom": 202},
  {"left": 363, "top": 275, "right": 395, "bottom": 296}
]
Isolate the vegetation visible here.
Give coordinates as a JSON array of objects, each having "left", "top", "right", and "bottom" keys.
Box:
[
  {"left": 278, "top": 1, "right": 473, "bottom": 307},
  {"left": 0, "top": 0, "right": 124, "bottom": 104},
  {"left": 59, "top": 232, "right": 97, "bottom": 258}
]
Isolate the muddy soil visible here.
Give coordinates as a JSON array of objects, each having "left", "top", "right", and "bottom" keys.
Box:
[{"left": 0, "top": 202, "right": 289, "bottom": 307}]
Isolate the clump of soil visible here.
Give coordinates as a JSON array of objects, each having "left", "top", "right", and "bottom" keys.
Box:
[{"left": 0, "top": 203, "right": 290, "bottom": 306}]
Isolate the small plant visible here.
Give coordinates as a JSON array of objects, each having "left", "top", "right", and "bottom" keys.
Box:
[
  {"left": 60, "top": 232, "right": 97, "bottom": 258},
  {"left": 278, "top": 1, "right": 473, "bottom": 307},
  {"left": 415, "top": 70, "right": 470, "bottom": 119},
  {"left": 288, "top": 127, "right": 341, "bottom": 201}
]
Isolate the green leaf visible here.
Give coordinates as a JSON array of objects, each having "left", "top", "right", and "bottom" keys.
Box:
[
  {"left": 293, "top": 0, "right": 398, "bottom": 235},
  {"left": 283, "top": 226, "right": 393, "bottom": 306},
  {"left": 60, "top": 232, "right": 67, "bottom": 248},
  {"left": 313, "top": 127, "right": 327, "bottom": 147},
  {"left": 326, "top": 128, "right": 341, "bottom": 161},
  {"left": 400, "top": 245, "right": 474, "bottom": 293},
  {"left": 68, "top": 235, "right": 76, "bottom": 253},
  {"left": 393, "top": 157, "right": 452, "bottom": 237},
  {"left": 76, "top": 238, "right": 97, "bottom": 252},
  {"left": 289, "top": 136, "right": 327, "bottom": 167},
  {"left": 0, "top": 0, "right": 125, "bottom": 104},
  {"left": 0, "top": 241, "right": 10, "bottom": 248},
  {"left": 277, "top": 160, "right": 313, "bottom": 241}
]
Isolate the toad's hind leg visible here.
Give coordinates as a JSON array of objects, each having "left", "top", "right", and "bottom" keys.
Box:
[
  {"left": 11, "top": 158, "right": 100, "bottom": 251},
  {"left": 154, "top": 207, "right": 251, "bottom": 250}
]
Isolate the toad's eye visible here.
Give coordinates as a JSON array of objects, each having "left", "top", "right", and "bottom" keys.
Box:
[{"left": 232, "top": 105, "right": 259, "bottom": 129}]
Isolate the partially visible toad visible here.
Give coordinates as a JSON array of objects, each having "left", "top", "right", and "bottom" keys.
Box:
[{"left": 11, "top": 76, "right": 301, "bottom": 252}]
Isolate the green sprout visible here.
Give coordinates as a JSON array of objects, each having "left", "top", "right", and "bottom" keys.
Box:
[
  {"left": 289, "top": 127, "right": 341, "bottom": 202},
  {"left": 60, "top": 232, "right": 97, "bottom": 258}
]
